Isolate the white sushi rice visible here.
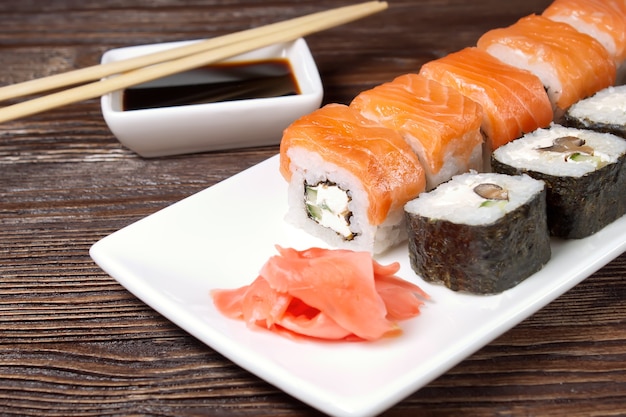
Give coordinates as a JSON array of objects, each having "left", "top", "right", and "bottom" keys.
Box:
[
  {"left": 566, "top": 85, "right": 626, "bottom": 127},
  {"left": 493, "top": 124, "right": 626, "bottom": 177},
  {"left": 404, "top": 171, "right": 544, "bottom": 226},
  {"left": 285, "top": 147, "right": 407, "bottom": 254}
]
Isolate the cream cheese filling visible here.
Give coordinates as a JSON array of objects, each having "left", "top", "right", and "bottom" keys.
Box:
[{"left": 304, "top": 181, "right": 354, "bottom": 240}]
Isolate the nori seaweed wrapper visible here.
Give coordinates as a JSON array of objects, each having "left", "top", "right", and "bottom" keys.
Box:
[
  {"left": 491, "top": 153, "right": 626, "bottom": 238},
  {"left": 562, "top": 113, "right": 626, "bottom": 140},
  {"left": 405, "top": 188, "right": 551, "bottom": 294}
]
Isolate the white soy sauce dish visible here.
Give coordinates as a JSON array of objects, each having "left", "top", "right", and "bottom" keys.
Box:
[{"left": 100, "top": 38, "right": 323, "bottom": 158}]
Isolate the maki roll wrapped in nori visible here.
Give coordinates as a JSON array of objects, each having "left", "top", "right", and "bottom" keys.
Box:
[
  {"left": 492, "top": 125, "right": 626, "bottom": 238},
  {"left": 563, "top": 85, "right": 626, "bottom": 139},
  {"left": 404, "top": 172, "right": 551, "bottom": 294}
]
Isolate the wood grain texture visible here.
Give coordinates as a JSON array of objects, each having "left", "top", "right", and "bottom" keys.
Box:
[{"left": 1, "top": 1, "right": 624, "bottom": 416}]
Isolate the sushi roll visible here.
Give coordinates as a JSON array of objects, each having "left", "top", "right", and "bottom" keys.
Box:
[
  {"left": 491, "top": 124, "right": 626, "bottom": 238},
  {"left": 477, "top": 14, "right": 616, "bottom": 115},
  {"left": 404, "top": 172, "right": 550, "bottom": 294},
  {"left": 542, "top": 0, "right": 626, "bottom": 83},
  {"left": 280, "top": 103, "right": 427, "bottom": 254},
  {"left": 350, "top": 73, "right": 484, "bottom": 190},
  {"left": 563, "top": 85, "right": 626, "bottom": 139},
  {"left": 419, "top": 47, "right": 553, "bottom": 153}
]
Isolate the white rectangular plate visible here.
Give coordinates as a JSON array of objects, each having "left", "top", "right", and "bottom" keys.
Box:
[{"left": 90, "top": 155, "right": 626, "bottom": 417}]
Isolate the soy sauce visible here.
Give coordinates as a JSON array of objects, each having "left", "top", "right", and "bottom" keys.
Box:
[{"left": 122, "top": 58, "right": 300, "bottom": 111}]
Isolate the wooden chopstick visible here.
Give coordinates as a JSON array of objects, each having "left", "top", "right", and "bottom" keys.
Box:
[
  {"left": 0, "top": 1, "right": 387, "bottom": 124},
  {"left": 0, "top": 1, "right": 386, "bottom": 102}
]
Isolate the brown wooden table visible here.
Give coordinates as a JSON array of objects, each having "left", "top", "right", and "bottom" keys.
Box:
[{"left": 1, "top": 1, "right": 625, "bottom": 416}]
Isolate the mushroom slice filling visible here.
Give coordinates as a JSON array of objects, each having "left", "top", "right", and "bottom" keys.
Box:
[
  {"left": 537, "top": 135, "right": 605, "bottom": 166},
  {"left": 474, "top": 183, "right": 509, "bottom": 208},
  {"left": 304, "top": 180, "right": 355, "bottom": 240}
]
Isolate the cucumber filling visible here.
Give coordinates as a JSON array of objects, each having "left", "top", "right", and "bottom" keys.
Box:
[
  {"left": 304, "top": 181, "right": 355, "bottom": 240},
  {"left": 567, "top": 152, "right": 606, "bottom": 169}
]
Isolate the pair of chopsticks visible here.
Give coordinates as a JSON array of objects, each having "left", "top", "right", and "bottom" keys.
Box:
[{"left": 0, "top": 1, "right": 388, "bottom": 124}]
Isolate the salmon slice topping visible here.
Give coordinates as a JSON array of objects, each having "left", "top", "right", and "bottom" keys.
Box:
[
  {"left": 211, "top": 246, "right": 428, "bottom": 341},
  {"left": 419, "top": 47, "right": 553, "bottom": 150},
  {"left": 351, "top": 73, "right": 483, "bottom": 176},
  {"left": 477, "top": 14, "right": 616, "bottom": 110},
  {"left": 543, "top": 0, "right": 626, "bottom": 63}
]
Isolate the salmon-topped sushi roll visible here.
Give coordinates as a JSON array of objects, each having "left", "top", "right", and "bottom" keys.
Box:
[
  {"left": 543, "top": 0, "right": 626, "bottom": 64},
  {"left": 280, "top": 103, "right": 426, "bottom": 254},
  {"left": 350, "top": 73, "right": 483, "bottom": 189},
  {"left": 543, "top": 0, "right": 626, "bottom": 83},
  {"left": 477, "top": 14, "right": 616, "bottom": 114},
  {"left": 419, "top": 47, "right": 553, "bottom": 153}
]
